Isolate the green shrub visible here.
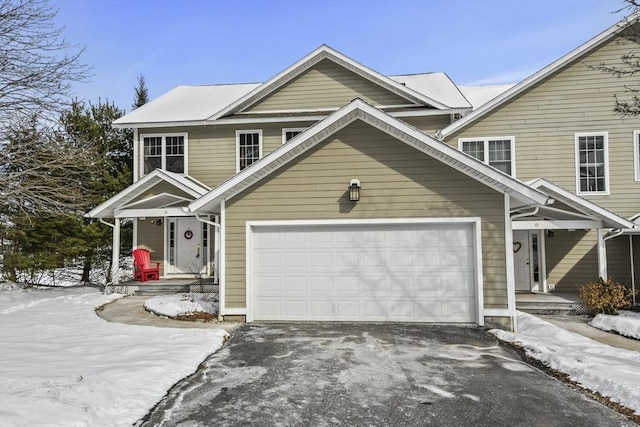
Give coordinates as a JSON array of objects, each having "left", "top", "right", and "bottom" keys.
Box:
[{"left": 579, "top": 277, "right": 635, "bottom": 315}]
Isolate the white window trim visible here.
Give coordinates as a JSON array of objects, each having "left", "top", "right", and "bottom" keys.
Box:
[
  {"left": 634, "top": 130, "right": 640, "bottom": 182},
  {"left": 282, "top": 127, "right": 308, "bottom": 144},
  {"left": 574, "top": 132, "right": 610, "bottom": 196},
  {"left": 458, "top": 136, "right": 516, "bottom": 177},
  {"left": 139, "top": 132, "right": 188, "bottom": 179},
  {"left": 236, "top": 130, "right": 263, "bottom": 173}
]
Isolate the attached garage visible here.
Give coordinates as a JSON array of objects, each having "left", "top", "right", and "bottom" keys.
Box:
[{"left": 248, "top": 219, "right": 482, "bottom": 323}]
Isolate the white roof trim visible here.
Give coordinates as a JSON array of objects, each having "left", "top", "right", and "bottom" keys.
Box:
[
  {"left": 440, "top": 12, "right": 639, "bottom": 138},
  {"left": 189, "top": 99, "right": 549, "bottom": 213},
  {"left": 121, "top": 192, "right": 191, "bottom": 209},
  {"left": 87, "top": 170, "right": 209, "bottom": 218},
  {"left": 207, "top": 45, "right": 451, "bottom": 121},
  {"left": 526, "top": 178, "right": 634, "bottom": 229}
]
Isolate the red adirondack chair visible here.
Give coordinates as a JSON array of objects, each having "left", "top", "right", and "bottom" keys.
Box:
[{"left": 132, "top": 248, "right": 160, "bottom": 282}]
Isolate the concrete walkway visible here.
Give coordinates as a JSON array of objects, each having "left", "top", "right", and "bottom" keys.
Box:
[
  {"left": 535, "top": 313, "right": 640, "bottom": 352},
  {"left": 97, "top": 296, "right": 240, "bottom": 332}
]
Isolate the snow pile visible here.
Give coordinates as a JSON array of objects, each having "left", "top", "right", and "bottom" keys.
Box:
[
  {"left": 0, "top": 286, "right": 228, "bottom": 427},
  {"left": 144, "top": 293, "right": 219, "bottom": 318},
  {"left": 491, "top": 311, "right": 640, "bottom": 415},
  {"left": 590, "top": 311, "right": 640, "bottom": 340}
]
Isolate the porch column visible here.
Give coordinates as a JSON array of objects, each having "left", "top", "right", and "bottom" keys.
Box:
[
  {"left": 596, "top": 228, "right": 607, "bottom": 279},
  {"left": 111, "top": 219, "right": 121, "bottom": 285}
]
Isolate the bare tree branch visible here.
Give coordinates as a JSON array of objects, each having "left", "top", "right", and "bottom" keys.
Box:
[{"left": 0, "top": 0, "right": 91, "bottom": 136}]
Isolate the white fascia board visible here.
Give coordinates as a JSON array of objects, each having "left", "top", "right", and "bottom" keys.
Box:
[
  {"left": 440, "top": 13, "right": 639, "bottom": 138},
  {"left": 528, "top": 178, "right": 635, "bottom": 229},
  {"left": 114, "top": 207, "right": 190, "bottom": 218},
  {"left": 121, "top": 192, "right": 191, "bottom": 209},
  {"left": 87, "top": 169, "right": 165, "bottom": 218},
  {"left": 208, "top": 45, "right": 450, "bottom": 122},
  {"left": 87, "top": 170, "right": 206, "bottom": 218},
  {"left": 512, "top": 219, "right": 603, "bottom": 230},
  {"left": 190, "top": 99, "right": 549, "bottom": 213}
]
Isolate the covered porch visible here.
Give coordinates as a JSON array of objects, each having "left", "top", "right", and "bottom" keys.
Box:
[
  {"left": 86, "top": 169, "right": 220, "bottom": 285},
  {"left": 510, "top": 178, "right": 636, "bottom": 295}
]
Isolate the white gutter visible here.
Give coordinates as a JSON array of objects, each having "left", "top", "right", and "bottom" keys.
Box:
[{"left": 511, "top": 207, "right": 539, "bottom": 221}]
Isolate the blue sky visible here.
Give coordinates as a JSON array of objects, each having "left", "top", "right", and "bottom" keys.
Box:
[{"left": 52, "top": 0, "right": 629, "bottom": 112}]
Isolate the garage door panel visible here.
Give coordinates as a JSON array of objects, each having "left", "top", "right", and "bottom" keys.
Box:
[{"left": 251, "top": 222, "right": 477, "bottom": 322}]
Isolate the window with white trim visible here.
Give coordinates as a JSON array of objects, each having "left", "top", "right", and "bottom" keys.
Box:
[
  {"left": 575, "top": 132, "right": 609, "bottom": 194},
  {"left": 635, "top": 130, "right": 640, "bottom": 182},
  {"left": 282, "top": 127, "right": 307, "bottom": 144},
  {"left": 459, "top": 137, "right": 515, "bottom": 176},
  {"left": 140, "top": 133, "right": 187, "bottom": 176},
  {"left": 236, "top": 130, "right": 262, "bottom": 172}
]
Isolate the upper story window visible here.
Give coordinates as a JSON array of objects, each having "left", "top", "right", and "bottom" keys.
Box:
[
  {"left": 459, "top": 137, "right": 515, "bottom": 176},
  {"left": 236, "top": 130, "right": 262, "bottom": 172},
  {"left": 575, "top": 132, "right": 609, "bottom": 195},
  {"left": 282, "top": 127, "right": 307, "bottom": 144},
  {"left": 635, "top": 130, "right": 640, "bottom": 182},
  {"left": 141, "top": 133, "right": 187, "bottom": 176}
]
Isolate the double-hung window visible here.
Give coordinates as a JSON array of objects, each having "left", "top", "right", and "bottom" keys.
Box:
[
  {"left": 282, "top": 127, "right": 307, "bottom": 144},
  {"left": 634, "top": 130, "right": 640, "bottom": 182},
  {"left": 459, "top": 137, "right": 515, "bottom": 176},
  {"left": 236, "top": 130, "right": 262, "bottom": 172},
  {"left": 575, "top": 132, "right": 609, "bottom": 195},
  {"left": 140, "top": 133, "right": 187, "bottom": 176}
]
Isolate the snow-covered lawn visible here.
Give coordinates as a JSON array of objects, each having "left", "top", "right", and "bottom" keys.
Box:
[
  {"left": 590, "top": 311, "right": 640, "bottom": 340},
  {"left": 492, "top": 311, "right": 640, "bottom": 415},
  {"left": 0, "top": 284, "right": 228, "bottom": 427}
]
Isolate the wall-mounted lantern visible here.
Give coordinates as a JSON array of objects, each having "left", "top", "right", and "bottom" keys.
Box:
[{"left": 348, "top": 179, "right": 361, "bottom": 202}]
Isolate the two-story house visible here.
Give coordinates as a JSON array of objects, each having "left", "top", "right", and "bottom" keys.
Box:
[{"left": 88, "top": 13, "right": 638, "bottom": 330}]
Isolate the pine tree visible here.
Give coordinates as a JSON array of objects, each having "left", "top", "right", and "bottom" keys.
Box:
[{"left": 132, "top": 74, "right": 149, "bottom": 110}]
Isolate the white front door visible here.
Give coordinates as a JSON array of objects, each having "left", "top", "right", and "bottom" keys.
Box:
[
  {"left": 514, "top": 230, "right": 541, "bottom": 291},
  {"left": 175, "top": 218, "right": 202, "bottom": 274}
]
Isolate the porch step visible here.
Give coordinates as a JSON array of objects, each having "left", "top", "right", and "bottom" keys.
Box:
[
  {"left": 517, "top": 301, "right": 587, "bottom": 315},
  {"left": 135, "top": 284, "right": 191, "bottom": 295}
]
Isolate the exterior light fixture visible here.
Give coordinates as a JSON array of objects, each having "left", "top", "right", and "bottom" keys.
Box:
[{"left": 348, "top": 179, "right": 361, "bottom": 201}]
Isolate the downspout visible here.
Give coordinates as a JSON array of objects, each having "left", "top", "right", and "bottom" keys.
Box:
[{"left": 195, "top": 213, "right": 220, "bottom": 283}]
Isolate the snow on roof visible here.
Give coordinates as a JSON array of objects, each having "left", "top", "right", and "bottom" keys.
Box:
[
  {"left": 389, "top": 73, "right": 471, "bottom": 109},
  {"left": 113, "top": 83, "right": 260, "bottom": 127},
  {"left": 458, "top": 84, "right": 515, "bottom": 109}
]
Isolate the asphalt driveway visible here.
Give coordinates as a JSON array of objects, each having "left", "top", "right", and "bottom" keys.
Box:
[{"left": 140, "top": 323, "right": 631, "bottom": 426}]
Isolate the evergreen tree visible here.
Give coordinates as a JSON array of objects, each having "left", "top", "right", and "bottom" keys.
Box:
[
  {"left": 60, "top": 100, "right": 133, "bottom": 283},
  {"left": 132, "top": 74, "right": 149, "bottom": 110}
]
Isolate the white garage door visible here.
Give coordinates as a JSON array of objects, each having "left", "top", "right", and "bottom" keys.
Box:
[{"left": 250, "top": 221, "right": 478, "bottom": 322}]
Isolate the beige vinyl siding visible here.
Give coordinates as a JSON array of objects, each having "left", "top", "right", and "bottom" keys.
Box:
[
  {"left": 444, "top": 33, "right": 640, "bottom": 218},
  {"left": 224, "top": 120, "right": 507, "bottom": 309},
  {"left": 247, "top": 59, "right": 412, "bottom": 112},
  {"left": 545, "top": 230, "right": 599, "bottom": 292},
  {"left": 128, "top": 181, "right": 194, "bottom": 204},
  {"left": 136, "top": 218, "right": 165, "bottom": 275},
  {"left": 142, "top": 121, "right": 318, "bottom": 188}
]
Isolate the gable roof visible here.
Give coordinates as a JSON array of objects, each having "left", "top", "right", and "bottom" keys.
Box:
[
  {"left": 207, "top": 45, "right": 454, "bottom": 121},
  {"left": 189, "top": 99, "right": 550, "bottom": 213},
  {"left": 87, "top": 169, "right": 210, "bottom": 218},
  {"left": 112, "top": 83, "right": 259, "bottom": 128},
  {"left": 526, "top": 178, "right": 635, "bottom": 229},
  {"left": 439, "top": 12, "right": 640, "bottom": 138}
]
